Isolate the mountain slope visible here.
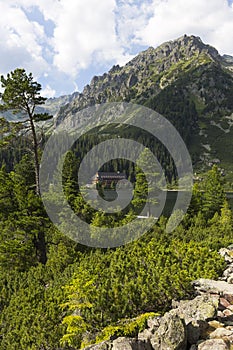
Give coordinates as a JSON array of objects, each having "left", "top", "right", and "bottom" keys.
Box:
[
  {"left": 0, "top": 92, "right": 78, "bottom": 122},
  {"left": 56, "top": 35, "right": 233, "bottom": 188}
]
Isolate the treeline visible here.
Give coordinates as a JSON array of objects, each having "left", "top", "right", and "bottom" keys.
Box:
[{"left": 0, "top": 123, "right": 178, "bottom": 187}]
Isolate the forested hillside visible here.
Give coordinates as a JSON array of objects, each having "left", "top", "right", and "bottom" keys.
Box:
[
  {"left": 0, "top": 156, "right": 232, "bottom": 349},
  {"left": 0, "top": 36, "right": 233, "bottom": 350},
  {"left": 56, "top": 35, "right": 233, "bottom": 189}
]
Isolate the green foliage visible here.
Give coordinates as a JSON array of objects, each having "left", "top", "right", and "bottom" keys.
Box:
[
  {"left": 0, "top": 115, "right": 232, "bottom": 349},
  {"left": 0, "top": 68, "right": 52, "bottom": 196},
  {"left": 132, "top": 148, "right": 160, "bottom": 216},
  {"left": 94, "top": 312, "right": 159, "bottom": 345},
  {"left": 60, "top": 233, "right": 226, "bottom": 346},
  {"left": 0, "top": 68, "right": 46, "bottom": 114},
  {"left": 189, "top": 166, "right": 226, "bottom": 220},
  {"left": 202, "top": 165, "right": 226, "bottom": 218}
]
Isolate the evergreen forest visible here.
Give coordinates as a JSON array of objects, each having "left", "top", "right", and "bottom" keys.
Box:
[{"left": 0, "top": 69, "right": 232, "bottom": 350}]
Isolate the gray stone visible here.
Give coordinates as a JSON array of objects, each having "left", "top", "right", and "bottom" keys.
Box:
[
  {"left": 171, "top": 295, "right": 219, "bottom": 345},
  {"left": 192, "top": 279, "right": 233, "bottom": 295},
  {"left": 209, "top": 327, "right": 233, "bottom": 338},
  {"left": 112, "top": 337, "right": 150, "bottom": 350},
  {"left": 150, "top": 311, "right": 186, "bottom": 350},
  {"left": 172, "top": 294, "right": 219, "bottom": 325},
  {"left": 138, "top": 329, "right": 152, "bottom": 343},
  {"left": 223, "top": 265, "right": 233, "bottom": 278},
  {"left": 147, "top": 316, "right": 160, "bottom": 330},
  {"left": 186, "top": 320, "right": 208, "bottom": 345},
  {"left": 197, "top": 338, "right": 230, "bottom": 350},
  {"left": 227, "top": 275, "right": 233, "bottom": 284},
  {"left": 84, "top": 341, "right": 111, "bottom": 349}
]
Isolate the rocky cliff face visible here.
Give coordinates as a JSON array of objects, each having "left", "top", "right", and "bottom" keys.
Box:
[
  {"left": 55, "top": 35, "right": 233, "bottom": 185},
  {"left": 82, "top": 246, "right": 233, "bottom": 350},
  {"left": 56, "top": 35, "right": 224, "bottom": 121}
]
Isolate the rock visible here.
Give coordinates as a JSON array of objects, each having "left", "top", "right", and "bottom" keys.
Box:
[
  {"left": 227, "top": 305, "right": 233, "bottom": 312},
  {"left": 226, "top": 325, "right": 233, "bottom": 331},
  {"left": 219, "top": 248, "right": 233, "bottom": 263},
  {"left": 209, "top": 327, "right": 233, "bottom": 338},
  {"left": 84, "top": 341, "right": 111, "bottom": 349},
  {"left": 112, "top": 337, "right": 149, "bottom": 350},
  {"left": 208, "top": 320, "right": 225, "bottom": 329},
  {"left": 218, "top": 310, "right": 225, "bottom": 318},
  {"left": 127, "top": 74, "right": 138, "bottom": 88},
  {"left": 223, "top": 309, "right": 233, "bottom": 317},
  {"left": 197, "top": 338, "right": 230, "bottom": 349},
  {"left": 138, "top": 329, "right": 152, "bottom": 343},
  {"left": 147, "top": 316, "right": 160, "bottom": 330},
  {"left": 227, "top": 275, "right": 233, "bottom": 284},
  {"left": 150, "top": 311, "right": 186, "bottom": 350},
  {"left": 172, "top": 294, "right": 218, "bottom": 324},
  {"left": 192, "top": 279, "right": 233, "bottom": 295},
  {"left": 186, "top": 322, "right": 202, "bottom": 344},
  {"left": 223, "top": 293, "right": 233, "bottom": 304},
  {"left": 223, "top": 265, "right": 233, "bottom": 278},
  {"left": 172, "top": 294, "right": 219, "bottom": 344},
  {"left": 219, "top": 298, "right": 231, "bottom": 309}
]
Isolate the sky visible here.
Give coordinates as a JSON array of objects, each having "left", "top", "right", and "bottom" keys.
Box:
[{"left": 0, "top": 0, "right": 233, "bottom": 98}]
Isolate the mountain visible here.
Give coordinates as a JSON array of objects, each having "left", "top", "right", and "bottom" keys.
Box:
[
  {"left": 35, "top": 92, "right": 79, "bottom": 116},
  {"left": 0, "top": 92, "right": 78, "bottom": 122},
  {"left": 55, "top": 35, "right": 233, "bottom": 188}
]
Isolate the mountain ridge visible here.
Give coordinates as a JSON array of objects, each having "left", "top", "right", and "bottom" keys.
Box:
[
  {"left": 1, "top": 35, "right": 233, "bottom": 187},
  {"left": 54, "top": 35, "right": 233, "bottom": 188}
]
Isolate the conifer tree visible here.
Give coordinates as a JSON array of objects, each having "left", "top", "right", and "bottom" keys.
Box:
[
  {"left": 0, "top": 68, "right": 51, "bottom": 195},
  {"left": 202, "top": 165, "right": 225, "bottom": 219}
]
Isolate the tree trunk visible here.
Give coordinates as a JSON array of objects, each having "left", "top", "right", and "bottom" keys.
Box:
[
  {"left": 29, "top": 116, "right": 40, "bottom": 196},
  {"left": 29, "top": 114, "right": 47, "bottom": 264}
]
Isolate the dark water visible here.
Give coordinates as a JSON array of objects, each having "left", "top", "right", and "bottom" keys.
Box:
[
  {"left": 163, "top": 191, "right": 233, "bottom": 217},
  {"left": 102, "top": 190, "right": 233, "bottom": 217}
]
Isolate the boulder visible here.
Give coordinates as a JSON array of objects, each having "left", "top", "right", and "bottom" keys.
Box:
[
  {"left": 172, "top": 294, "right": 219, "bottom": 324},
  {"left": 192, "top": 279, "right": 233, "bottom": 296},
  {"left": 197, "top": 338, "right": 230, "bottom": 349},
  {"left": 150, "top": 311, "right": 187, "bottom": 350},
  {"left": 84, "top": 341, "right": 111, "bottom": 349},
  {"left": 172, "top": 294, "right": 219, "bottom": 344},
  {"left": 112, "top": 337, "right": 150, "bottom": 350},
  {"left": 209, "top": 327, "right": 233, "bottom": 339}
]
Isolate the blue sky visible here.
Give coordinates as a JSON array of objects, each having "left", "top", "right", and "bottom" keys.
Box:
[{"left": 0, "top": 0, "right": 233, "bottom": 98}]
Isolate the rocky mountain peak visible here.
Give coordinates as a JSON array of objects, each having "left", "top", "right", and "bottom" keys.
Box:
[
  {"left": 129, "top": 34, "right": 220, "bottom": 68},
  {"left": 55, "top": 35, "right": 232, "bottom": 132}
]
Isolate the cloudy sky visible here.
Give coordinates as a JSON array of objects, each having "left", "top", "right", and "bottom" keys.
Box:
[{"left": 1, "top": 0, "right": 233, "bottom": 98}]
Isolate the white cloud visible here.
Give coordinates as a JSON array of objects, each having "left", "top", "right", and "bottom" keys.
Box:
[
  {"left": 51, "top": 0, "right": 127, "bottom": 75},
  {"left": 0, "top": 2, "right": 49, "bottom": 76},
  {"left": 115, "top": 0, "right": 153, "bottom": 47},
  {"left": 136, "top": 0, "right": 233, "bottom": 55},
  {"left": 41, "top": 84, "right": 56, "bottom": 98},
  {"left": 1, "top": 0, "right": 233, "bottom": 97}
]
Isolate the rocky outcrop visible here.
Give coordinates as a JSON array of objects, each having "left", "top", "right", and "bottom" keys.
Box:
[
  {"left": 83, "top": 246, "right": 233, "bottom": 350},
  {"left": 149, "top": 312, "right": 186, "bottom": 350},
  {"left": 53, "top": 34, "right": 233, "bottom": 180},
  {"left": 55, "top": 34, "right": 231, "bottom": 127}
]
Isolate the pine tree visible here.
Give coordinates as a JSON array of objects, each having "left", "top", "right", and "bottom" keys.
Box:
[
  {"left": 132, "top": 148, "right": 160, "bottom": 216},
  {"left": 202, "top": 165, "right": 225, "bottom": 219},
  {"left": 0, "top": 68, "right": 51, "bottom": 195}
]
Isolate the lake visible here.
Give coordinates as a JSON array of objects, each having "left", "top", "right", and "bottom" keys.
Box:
[{"left": 96, "top": 189, "right": 233, "bottom": 217}]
